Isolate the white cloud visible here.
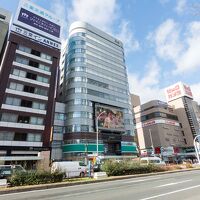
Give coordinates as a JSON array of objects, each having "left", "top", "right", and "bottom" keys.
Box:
[
  {"left": 175, "top": 21, "right": 200, "bottom": 73},
  {"left": 67, "top": 0, "right": 117, "bottom": 33},
  {"left": 50, "top": 0, "right": 139, "bottom": 53},
  {"left": 128, "top": 58, "right": 166, "bottom": 104},
  {"left": 191, "top": 83, "right": 200, "bottom": 104},
  {"left": 175, "top": 0, "right": 187, "bottom": 14},
  {"left": 116, "top": 21, "right": 140, "bottom": 53},
  {"left": 148, "top": 19, "right": 183, "bottom": 61}
]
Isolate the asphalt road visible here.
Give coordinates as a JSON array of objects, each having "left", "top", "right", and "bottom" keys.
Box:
[{"left": 1, "top": 170, "right": 200, "bottom": 200}]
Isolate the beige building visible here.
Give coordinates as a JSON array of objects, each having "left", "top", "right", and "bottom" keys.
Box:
[
  {"left": 134, "top": 100, "right": 186, "bottom": 156},
  {"left": 165, "top": 82, "right": 200, "bottom": 146}
]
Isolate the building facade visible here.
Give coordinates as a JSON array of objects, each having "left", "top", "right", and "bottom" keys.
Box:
[
  {"left": 165, "top": 82, "right": 200, "bottom": 146},
  {"left": 0, "top": 7, "right": 11, "bottom": 65},
  {"left": 0, "top": 0, "right": 61, "bottom": 168},
  {"left": 134, "top": 100, "right": 186, "bottom": 157},
  {"left": 62, "top": 21, "right": 136, "bottom": 160}
]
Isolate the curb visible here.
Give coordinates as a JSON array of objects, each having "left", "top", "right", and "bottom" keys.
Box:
[{"left": 0, "top": 167, "right": 200, "bottom": 195}]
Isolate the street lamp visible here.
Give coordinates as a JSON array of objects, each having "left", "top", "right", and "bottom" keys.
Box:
[
  {"left": 149, "top": 129, "right": 155, "bottom": 156},
  {"left": 96, "top": 111, "right": 106, "bottom": 157},
  {"left": 194, "top": 134, "right": 200, "bottom": 164}
]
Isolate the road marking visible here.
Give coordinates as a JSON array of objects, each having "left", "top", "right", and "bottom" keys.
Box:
[
  {"left": 155, "top": 179, "right": 192, "bottom": 188},
  {"left": 124, "top": 177, "right": 161, "bottom": 184},
  {"left": 139, "top": 184, "right": 200, "bottom": 200}
]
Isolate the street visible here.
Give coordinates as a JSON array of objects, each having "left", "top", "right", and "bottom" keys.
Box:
[{"left": 1, "top": 170, "right": 200, "bottom": 200}]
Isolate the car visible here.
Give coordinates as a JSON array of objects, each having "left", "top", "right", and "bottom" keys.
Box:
[
  {"left": 140, "top": 157, "right": 166, "bottom": 166},
  {"left": 0, "top": 165, "right": 26, "bottom": 179}
]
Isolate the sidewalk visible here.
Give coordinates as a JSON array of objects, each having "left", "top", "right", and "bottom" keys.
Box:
[{"left": 0, "top": 167, "right": 200, "bottom": 195}]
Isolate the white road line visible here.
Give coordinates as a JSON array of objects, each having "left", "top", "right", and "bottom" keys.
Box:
[
  {"left": 125, "top": 177, "right": 161, "bottom": 184},
  {"left": 155, "top": 179, "right": 192, "bottom": 188},
  {"left": 139, "top": 184, "right": 200, "bottom": 200}
]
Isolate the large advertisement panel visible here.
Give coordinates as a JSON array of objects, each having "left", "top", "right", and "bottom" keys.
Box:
[
  {"left": 18, "top": 8, "right": 60, "bottom": 38},
  {"left": 96, "top": 106, "right": 125, "bottom": 131},
  {"left": 12, "top": 0, "right": 61, "bottom": 48},
  {"left": 165, "top": 82, "right": 193, "bottom": 102}
]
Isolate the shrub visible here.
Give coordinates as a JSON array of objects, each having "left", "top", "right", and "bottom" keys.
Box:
[
  {"left": 101, "top": 160, "right": 165, "bottom": 176},
  {"left": 9, "top": 170, "right": 64, "bottom": 186}
]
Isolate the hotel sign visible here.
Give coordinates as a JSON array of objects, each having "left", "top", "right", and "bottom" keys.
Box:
[
  {"left": 11, "top": 25, "right": 61, "bottom": 49},
  {"left": 165, "top": 82, "right": 193, "bottom": 102}
]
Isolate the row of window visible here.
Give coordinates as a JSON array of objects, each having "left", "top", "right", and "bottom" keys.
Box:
[
  {"left": 66, "top": 76, "right": 128, "bottom": 94},
  {"left": 68, "top": 57, "right": 86, "bottom": 65},
  {"left": 18, "top": 45, "right": 52, "bottom": 61},
  {"left": 0, "top": 131, "right": 41, "bottom": 142},
  {"left": 65, "top": 125, "right": 93, "bottom": 133},
  {"left": 9, "top": 82, "right": 48, "bottom": 96},
  {"left": 54, "top": 113, "right": 66, "bottom": 121},
  {"left": 67, "top": 87, "right": 128, "bottom": 103},
  {"left": 12, "top": 68, "right": 49, "bottom": 83},
  {"left": 0, "top": 113, "right": 44, "bottom": 125},
  {"left": 15, "top": 56, "right": 50, "bottom": 72},
  {"left": 68, "top": 40, "right": 86, "bottom": 50},
  {"left": 5, "top": 97, "right": 46, "bottom": 110},
  {"left": 139, "top": 112, "right": 178, "bottom": 122},
  {"left": 66, "top": 99, "right": 93, "bottom": 107},
  {"left": 66, "top": 111, "right": 92, "bottom": 119}
]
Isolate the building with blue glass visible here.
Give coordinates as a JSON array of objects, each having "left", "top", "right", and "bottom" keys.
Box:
[{"left": 62, "top": 21, "right": 137, "bottom": 160}]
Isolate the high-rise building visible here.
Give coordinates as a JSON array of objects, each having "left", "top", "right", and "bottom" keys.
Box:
[
  {"left": 0, "top": 7, "right": 11, "bottom": 65},
  {"left": 133, "top": 99, "right": 186, "bottom": 158},
  {"left": 165, "top": 82, "right": 200, "bottom": 146},
  {"left": 0, "top": 0, "right": 61, "bottom": 168},
  {"left": 62, "top": 21, "right": 136, "bottom": 160}
]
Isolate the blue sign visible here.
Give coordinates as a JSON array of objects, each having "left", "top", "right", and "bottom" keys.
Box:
[{"left": 18, "top": 8, "right": 60, "bottom": 38}]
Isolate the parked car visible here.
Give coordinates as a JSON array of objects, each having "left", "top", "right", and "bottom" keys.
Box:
[
  {"left": 51, "top": 161, "right": 87, "bottom": 178},
  {"left": 140, "top": 157, "right": 166, "bottom": 166},
  {"left": 0, "top": 165, "right": 26, "bottom": 179}
]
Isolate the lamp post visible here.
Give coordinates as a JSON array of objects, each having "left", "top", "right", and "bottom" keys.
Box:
[
  {"left": 149, "top": 129, "right": 155, "bottom": 156},
  {"left": 194, "top": 134, "right": 200, "bottom": 164},
  {"left": 96, "top": 111, "right": 106, "bottom": 157}
]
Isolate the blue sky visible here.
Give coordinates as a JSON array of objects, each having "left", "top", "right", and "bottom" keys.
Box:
[{"left": 1, "top": 0, "right": 200, "bottom": 103}]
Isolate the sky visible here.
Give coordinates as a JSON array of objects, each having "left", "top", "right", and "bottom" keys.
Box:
[{"left": 1, "top": 0, "right": 200, "bottom": 104}]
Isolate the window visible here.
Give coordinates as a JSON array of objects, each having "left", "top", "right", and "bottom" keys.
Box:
[
  {"left": 30, "top": 117, "right": 43, "bottom": 125},
  {"left": 23, "top": 85, "right": 35, "bottom": 93},
  {"left": 37, "top": 76, "right": 49, "bottom": 83},
  {"left": 17, "top": 116, "right": 30, "bottom": 123},
  {"left": 15, "top": 56, "right": 29, "bottom": 65},
  {"left": 14, "top": 132, "right": 27, "bottom": 141},
  {"left": 41, "top": 53, "right": 52, "bottom": 61},
  {"left": 53, "top": 126, "right": 64, "bottom": 134},
  {"left": 31, "top": 49, "right": 40, "bottom": 57},
  {"left": 18, "top": 45, "right": 31, "bottom": 54},
  {"left": 27, "top": 133, "right": 41, "bottom": 142},
  {"left": 5, "top": 97, "right": 21, "bottom": 106},
  {"left": 1, "top": 113, "right": 18, "bottom": 122},
  {"left": 55, "top": 113, "right": 65, "bottom": 120},
  {"left": 182, "top": 131, "right": 185, "bottom": 136},
  {"left": 0, "top": 131, "right": 14, "bottom": 141},
  {"left": 9, "top": 82, "right": 23, "bottom": 91},
  {"left": 32, "top": 102, "right": 45, "bottom": 110},
  {"left": 13, "top": 69, "right": 26, "bottom": 78},
  {"left": 29, "top": 60, "right": 39, "bottom": 68},
  {"left": 184, "top": 138, "right": 187, "bottom": 144},
  {"left": 35, "top": 88, "right": 48, "bottom": 96},
  {"left": 26, "top": 72, "right": 37, "bottom": 80},
  {"left": 39, "top": 64, "right": 50, "bottom": 72},
  {"left": 21, "top": 100, "right": 32, "bottom": 108}
]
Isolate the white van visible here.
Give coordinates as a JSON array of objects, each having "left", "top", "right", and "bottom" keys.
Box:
[
  {"left": 51, "top": 161, "right": 87, "bottom": 178},
  {"left": 140, "top": 157, "right": 166, "bottom": 166}
]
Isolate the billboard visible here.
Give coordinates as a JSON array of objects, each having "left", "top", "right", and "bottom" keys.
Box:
[
  {"left": 12, "top": 0, "right": 61, "bottom": 49},
  {"left": 96, "top": 106, "right": 125, "bottom": 131},
  {"left": 165, "top": 82, "right": 193, "bottom": 102}
]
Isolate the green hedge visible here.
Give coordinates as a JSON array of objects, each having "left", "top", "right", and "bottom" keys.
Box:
[
  {"left": 101, "top": 160, "right": 165, "bottom": 176},
  {"left": 9, "top": 171, "right": 64, "bottom": 186}
]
